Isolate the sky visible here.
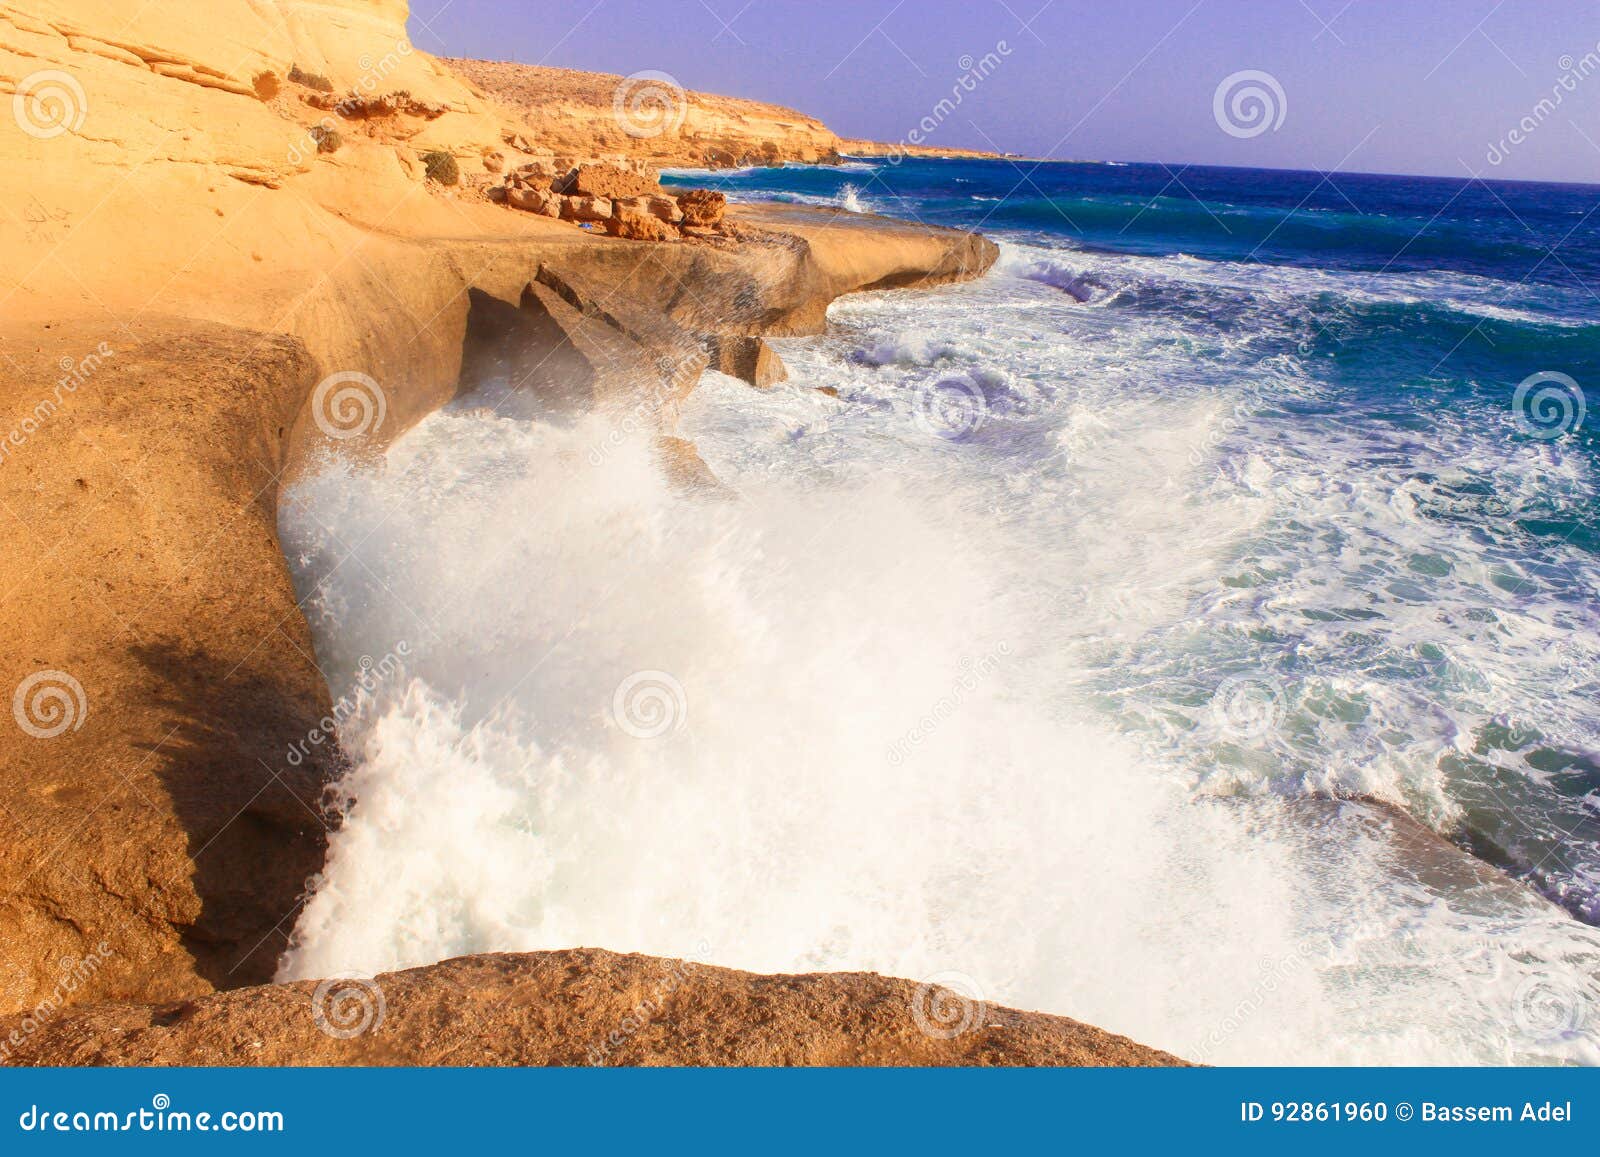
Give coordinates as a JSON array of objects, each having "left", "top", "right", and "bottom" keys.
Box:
[{"left": 409, "top": 0, "right": 1600, "bottom": 185}]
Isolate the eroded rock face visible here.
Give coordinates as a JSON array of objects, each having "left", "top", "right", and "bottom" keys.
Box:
[
  {"left": 0, "top": 950, "right": 1189, "bottom": 1067},
  {"left": 559, "top": 194, "right": 613, "bottom": 223},
  {"left": 677, "top": 188, "right": 727, "bottom": 228},
  {"left": 306, "top": 90, "right": 448, "bottom": 120},
  {"left": 706, "top": 335, "right": 788, "bottom": 388},
  {"left": 641, "top": 195, "right": 684, "bottom": 224},
  {"left": 447, "top": 57, "right": 845, "bottom": 170},
  {"left": 606, "top": 209, "right": 677, "bottom": 242},
  {"left": 506, "top": 185, "right": 560, "bottom": 216},
  {"left": 557, "top": 161, "right": 661, "bottom": 202},
  {"left": 509, "top": 160, "right": 559, "bottom": 188},
  {"left": 0, "top": 321, "right": 338, "bottom": 1015}
]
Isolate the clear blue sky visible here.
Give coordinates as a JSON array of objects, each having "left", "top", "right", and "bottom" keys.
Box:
[{"left": 410, "top": 0, "right": 1600, "bottom": 184}]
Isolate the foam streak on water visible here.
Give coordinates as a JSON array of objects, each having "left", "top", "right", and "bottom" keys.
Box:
[{"left": 278, "top": 178, "right": 1600, "bottom": 1064}]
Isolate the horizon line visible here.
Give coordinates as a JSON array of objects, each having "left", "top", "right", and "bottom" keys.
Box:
[{"left": 838, "top": 151, "right": 1600, "bottom": 191}]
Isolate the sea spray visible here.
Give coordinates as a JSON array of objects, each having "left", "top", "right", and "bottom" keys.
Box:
[
  {"left": 279, "top": 161, "right": 1600, "bottom": 1062},
  {"left": 279, "top": 400, "right": 1595, "bottom": 1064}
]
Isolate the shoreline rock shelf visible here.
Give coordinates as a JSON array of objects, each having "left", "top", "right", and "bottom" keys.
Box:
[{"left": 0, "top": 950, "right": 1188, "bottom": 1067}]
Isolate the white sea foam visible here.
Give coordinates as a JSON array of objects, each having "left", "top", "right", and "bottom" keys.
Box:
[
  {"left": 837, "top": 183, "right": 869, "bottom": 213},
  {"left": 278, "top": 237, "right": 1600, "bottom": 1064}
]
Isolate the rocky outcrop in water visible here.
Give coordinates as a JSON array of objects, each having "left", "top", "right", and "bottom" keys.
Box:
[{"left": 706, "top": 335, "right": 789, "bottom": 387}]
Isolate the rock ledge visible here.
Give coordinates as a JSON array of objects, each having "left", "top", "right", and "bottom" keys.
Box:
[{"left": 0, "top": 950, "right": 1188, "bottom": 1067}]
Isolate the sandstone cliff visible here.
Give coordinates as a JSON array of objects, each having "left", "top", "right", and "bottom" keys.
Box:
[
  {"left": 0, "top": 0, "right": 1168, "bottom": 1069},
  {"left": 840, "top": 138, "right": 1015, "bottom": 161},
  {"left": 448, "top": 57, "right": 842, "bottom": 169}
]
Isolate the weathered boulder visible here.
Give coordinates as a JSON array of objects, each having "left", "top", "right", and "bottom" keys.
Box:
[
  {"left": 501, "top": 165, "right": 566, "bottom": 214},
  {"left": 705, "top": 334, "right": 788, "bottom": 387},
  {"left": 677, "top": 188, "right": 728, "bottom": 228},
  {"left": 507, "top": 186, "right": 561, "bottom": 217},
  {"left": 656, "top": 436, "right": 731, "bottom": 496},
  {"left": 607, "top": 210, "right": 678, "bottom": 242},
  {"left": 558, "top": 161, "right": 662, "bottom": 201},
  {"left": 510, "top": 160, "right": 559, "bottom": 188},
  {"left": 560, "top": 194, "right": 614, "bottom": 223},
  {"left": 602, "top": 154, "right": 662, "bottom": 182},
  {"left": 504, "top": 264, "right": 709, "bottom": 410},
  {"left": 610, "top": 195, "right": 681, "bottom": 225},
  {"left": 643, "top": 195, "right": 685, "bottom": 224}
]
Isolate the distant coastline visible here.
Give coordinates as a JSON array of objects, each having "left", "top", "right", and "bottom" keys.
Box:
[{"left": 841, "top": 138, "right": 1018, "bottom": 161}]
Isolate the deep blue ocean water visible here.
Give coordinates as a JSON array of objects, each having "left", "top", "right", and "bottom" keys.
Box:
[{"left": 676, "top": 158, "right": 1600, "bottom": 287}]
